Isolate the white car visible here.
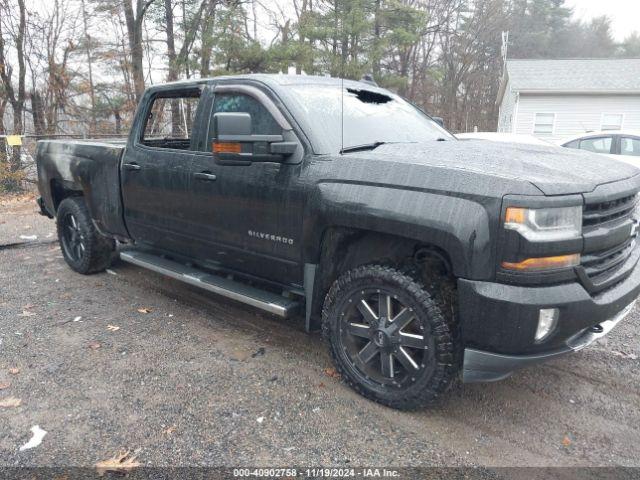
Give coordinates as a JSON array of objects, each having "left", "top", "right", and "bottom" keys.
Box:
[
  {"left": 559, "top": 131, "right": 640, "bottom": 168},
  {"left": 456, "top": 132, "right": 556, "bottom": 147}
]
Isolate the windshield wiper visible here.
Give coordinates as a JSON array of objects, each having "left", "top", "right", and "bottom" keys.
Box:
[{"left": 340, "top": 141, "right": 388, "bottom": 154}]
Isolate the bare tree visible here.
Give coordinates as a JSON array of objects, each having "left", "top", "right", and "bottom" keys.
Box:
[
  {"left": 123, "top": 0, "right": 155, "bottom": 102},
  {"left": 0, "top": 0, "right": 27, "bottom": 189}
]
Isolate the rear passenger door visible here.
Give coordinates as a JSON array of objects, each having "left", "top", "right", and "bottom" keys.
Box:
[{"left": 121, "top": 87, "right": 204, "bottom": 254}]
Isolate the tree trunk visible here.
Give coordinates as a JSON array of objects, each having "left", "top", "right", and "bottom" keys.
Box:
[
  {"left": 200, "top": 0, "right": 217, "bottom": 77},
  {"left": 123, "top": 0, "right": 147, "bottom": 103},
  {"left": 0, "top": 0, "right": 27, "bottom": 190},
  {"left": 164, "top": 0, "right": 180, "bottom": 136},
  {"left": 81, "top": 0, "right": 97, "bottom": 135}
]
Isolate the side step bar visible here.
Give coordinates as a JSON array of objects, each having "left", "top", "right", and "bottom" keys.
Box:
[{"left": 120, "top": 251, "right": 300, "bottom": 318}]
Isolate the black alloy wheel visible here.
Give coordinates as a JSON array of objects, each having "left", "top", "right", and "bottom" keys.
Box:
[{"left": 323, "top": 265, "right": 456, "bottom": 409}]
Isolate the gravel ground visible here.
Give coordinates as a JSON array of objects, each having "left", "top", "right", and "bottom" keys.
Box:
[{"left": 1, "top": 196, "right": 639, "bottom": 470}]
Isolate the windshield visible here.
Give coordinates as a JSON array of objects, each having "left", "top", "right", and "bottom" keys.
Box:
[{"left": 285, "top": 84, "right": 453, "bottom": 153}]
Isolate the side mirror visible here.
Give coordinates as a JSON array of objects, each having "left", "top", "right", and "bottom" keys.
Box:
[{"left": 213, "top": 112, "right": 297, "bottom": 166}]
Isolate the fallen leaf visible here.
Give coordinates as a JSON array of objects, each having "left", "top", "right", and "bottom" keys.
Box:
[
  {"left": 562, "top": 435, "right": 572, "bottom": 447},
  {"left": 88, "top": 341, "right": 101, "bottom": 350},
  {"left": 164, "top": 425, "right": 176, "bottom": 435},
  {"left": 19, "top": 425, "right": 47, "bottom": 451},
  {"left": 18, "top": 310, "right": 36, "bottom": 317},
  {"left": 95, "top": 450, "right": 140, "bottom": 476},
  {"left": 323, "top": 367, "right": 341, "bottom": 379},
  {"left": 0, "top": 396, "right": 21, "bottom": 408},
  {"left": 107, "top": 325, "right": 120, "bottom": 332},
  {"left": 137, "top": 308, "right": 151, "bottom": 314},
  {"left": 0, "top": 382, "right": 10, "bottom": 390},
  {"left": 8, "top": 368, "right": 20, "bottom": 375}
]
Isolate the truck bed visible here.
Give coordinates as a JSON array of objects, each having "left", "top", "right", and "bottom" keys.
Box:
[{"left": 35, "top": 139, "right": 130, "bottom": 240}]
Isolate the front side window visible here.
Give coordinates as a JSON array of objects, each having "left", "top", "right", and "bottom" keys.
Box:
[
  {"left": 212, "top": 93, "right": 281, "bottom": 135},
  {"left": 601, "top": 114, "right": 623, "bottom": 131},
  {"left": 579, "top": 136, "right": 613, "bottom": 154},
  {"left": 621, "top": 137, "right": 640, "bottom": 157},
  {"left": 141, "top": 91, "right": 201, "bottom": 149},
  {"left": 533, "top": 113, "right": 555, "bottom": 135},
  {"left": 564, "top": 140, "right": 580, "bottom": 149}
]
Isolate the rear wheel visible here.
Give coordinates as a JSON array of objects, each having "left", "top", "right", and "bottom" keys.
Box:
[
  {"left": 56, "top": 197, "right": 115, "bottom": 274},
  {"left": 322, "top": 265, "right": 456, "bottom": 409}
]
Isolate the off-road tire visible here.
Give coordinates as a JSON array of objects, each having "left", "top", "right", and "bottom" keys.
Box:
[
  {"left": 56, "top": 197, "right": 115, "bottom": 274},
  {"left": 322, "top": 265, "right": 457, "bottom": 410}
]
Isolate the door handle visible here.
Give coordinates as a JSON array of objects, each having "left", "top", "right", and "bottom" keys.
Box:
[
  {"left": 123, "top": 163, "right": 141, "bottom": 171},
  {"left": 194, "top": 172, "right": 217, "bottom": 182}
]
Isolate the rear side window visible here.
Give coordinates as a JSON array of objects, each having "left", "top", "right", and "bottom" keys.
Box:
[
  {"left": 621, "top": 137, "right": 640, "bottom": 157},
  {"left": 579, "top": 137, "right": 612, "bottom": 154},
  {"left": 212, "top": 93, "right": 281, "bottom": 135},
  {"left": 141, "top": 91, "right": 201, "bottom": 150}
]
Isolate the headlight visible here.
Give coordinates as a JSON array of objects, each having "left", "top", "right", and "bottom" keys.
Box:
[
  {"left": 504, "top": 206, "right": 582, "bottom": 241},
  {"left": 501, "top": 205, "right": 582, "bottom": 272}
]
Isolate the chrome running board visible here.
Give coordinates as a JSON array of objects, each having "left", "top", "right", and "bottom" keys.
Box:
[{"left": 120, "top": 250, "right": 300, "bottom": 318}]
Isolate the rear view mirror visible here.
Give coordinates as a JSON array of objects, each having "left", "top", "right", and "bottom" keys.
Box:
[
  {"left": 213, "top": 112, "right": 297, "bottom": 165},
  {"left": 432, "top": 116, "right": 445, "bottom": 128}
]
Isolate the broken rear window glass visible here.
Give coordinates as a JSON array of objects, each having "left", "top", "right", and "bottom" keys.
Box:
[{"left": 286, "top": 84, "right": 452, "bottom": 153}]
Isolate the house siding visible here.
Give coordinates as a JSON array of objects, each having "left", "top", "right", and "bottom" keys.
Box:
[{"left": 514, "top": 94, "right": 640, "bottom": 141}]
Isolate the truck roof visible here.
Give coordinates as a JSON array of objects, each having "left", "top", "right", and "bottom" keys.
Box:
[{"left": 152, "top": 73, "right": 385, "bottom": 92}]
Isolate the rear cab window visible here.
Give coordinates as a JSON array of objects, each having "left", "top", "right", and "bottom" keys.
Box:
[{"left": 141, "top": 90, "right": 202, "bottom": 150}]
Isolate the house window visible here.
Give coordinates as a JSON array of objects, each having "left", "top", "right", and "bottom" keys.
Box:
[
  {"left": 534, "top": 113, "right": 554, "bottom": 134},
  {"left": 601, "top": 113, "right": 623, "bottom": 131}
]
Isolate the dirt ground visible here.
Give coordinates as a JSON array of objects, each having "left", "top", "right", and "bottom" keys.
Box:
[{"left": 1, "top": 195, "right": 639, "bottom": 471}]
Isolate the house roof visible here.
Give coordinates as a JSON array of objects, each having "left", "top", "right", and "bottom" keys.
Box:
[{"left": 497, "top": 58, "right": 640, "bottom": 104}]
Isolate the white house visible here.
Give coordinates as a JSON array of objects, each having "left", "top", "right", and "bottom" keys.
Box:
[{"left": 497, "top": 58, "right": 640, "bottom": 141}]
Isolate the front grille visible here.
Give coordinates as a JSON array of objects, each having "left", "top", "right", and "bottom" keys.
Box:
[
  {"left": 580, "top": 193, "right": 638, "bottom": 292},
  {"left": 582, "top": 194, "right": 637, "bottom": 227}
]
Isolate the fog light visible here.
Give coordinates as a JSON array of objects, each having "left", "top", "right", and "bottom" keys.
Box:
[{"left": 536, "top": 308, "right": 559, "bottom": 342}]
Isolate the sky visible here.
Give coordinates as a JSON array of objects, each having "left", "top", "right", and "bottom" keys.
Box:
[{"left": 565, "top": 0, "right": 639, "bottom": 41}]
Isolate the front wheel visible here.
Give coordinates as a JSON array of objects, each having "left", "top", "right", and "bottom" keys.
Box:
[
  {"left": 56, "top": 197, "right": 115, "bottom": 274},
  {"left": 322, "top": 265, "right": 457, "bottom": 409}
]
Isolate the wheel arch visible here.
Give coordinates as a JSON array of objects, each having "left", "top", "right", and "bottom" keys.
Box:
[{"left": 306, "top": 226, "right": 457, "bottom": 331}]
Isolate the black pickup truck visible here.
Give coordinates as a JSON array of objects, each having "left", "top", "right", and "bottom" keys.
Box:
[{"left": 36, "top": 74, "right": 640, "bottom": 409}]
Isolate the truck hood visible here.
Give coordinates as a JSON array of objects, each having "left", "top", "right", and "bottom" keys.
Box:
[{"left": 359, "top": 140, "right": 640, "bottom": 195}]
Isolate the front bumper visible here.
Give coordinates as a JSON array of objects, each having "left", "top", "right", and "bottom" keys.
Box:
[
  {"left": 462, "top": 300, "right": 635, "bottom": 382},
  {"left": 459, "top": 247, "right": 640, "bottom": 383}
]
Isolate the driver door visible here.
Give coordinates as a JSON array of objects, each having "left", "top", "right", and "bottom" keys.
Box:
[{"left": 185, "top": 84, "right": 306, "bottom": 285}]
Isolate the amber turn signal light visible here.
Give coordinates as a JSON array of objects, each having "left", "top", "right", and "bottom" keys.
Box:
[
  {"left": 213, "top": 142, "right": 242, "bottom": 154},
  {"left": 501, "top": 254, "right": 580, "bottom": 271},
  {"left": 504, "top": 207, "right": 526, "bottom": 224}
]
